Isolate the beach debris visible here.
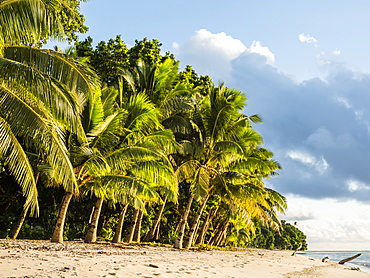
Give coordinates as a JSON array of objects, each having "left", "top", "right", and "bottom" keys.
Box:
[
  {"left": 322, "top": 256, "right": 329, "bottom": 263},
  {"left": 149, "top": 263, "right": 159, "bottom": 268},
  {"left": 338, "top": 253, "right": 361, "bottom": 265},
  {"left": 291, "top": 243, "right": 303, "bottom": 256}
]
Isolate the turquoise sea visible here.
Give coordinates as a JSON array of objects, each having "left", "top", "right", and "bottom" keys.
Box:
[{"left": 298, "top": 251, "right": 370, "bottom": 274}]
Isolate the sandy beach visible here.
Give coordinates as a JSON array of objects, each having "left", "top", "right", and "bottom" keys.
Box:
[{"left": 0, "top": 239, "right": 369, "bottom": 278}]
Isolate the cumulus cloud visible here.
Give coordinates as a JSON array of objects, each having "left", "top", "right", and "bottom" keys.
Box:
[
  {"left": 229, "top": 52, "right": 370, "bottom": 202},
  {"left": 298, "top": 33, "right": 318, "bottom": 46},
  {"left": 173, "top": 29, "right": 370, "bottom": 250},
  {"left": 173, "top": 29, "right": 370, "bottom": 203},
  {"left": 247, "top": 41, "right": 275, "bottom": 65},
  {"left": 173, "top": 29, "right": 274, "bottom": 80},
  {"left": 172, "top": 29, "right": 247, "bottom": 79}
]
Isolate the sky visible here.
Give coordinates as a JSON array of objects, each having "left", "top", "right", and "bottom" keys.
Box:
[{"left": 59, "top": 0, "right": 370, "bottom": 250}]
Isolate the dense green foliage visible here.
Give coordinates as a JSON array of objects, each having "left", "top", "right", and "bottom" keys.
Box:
[
  {"left": 0, "top": 0, "right": 308, "bottom": 250},
  {"left": 249, "top": 220, "right": 307, "bottom": 250}
]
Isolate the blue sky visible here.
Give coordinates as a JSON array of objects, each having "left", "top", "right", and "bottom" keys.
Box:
[{"left": 60, "top": 0, "right": 370, "bottom": 250}]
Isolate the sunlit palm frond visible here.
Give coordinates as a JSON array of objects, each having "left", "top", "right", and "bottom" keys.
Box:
[
  {"left": 105, "top": 145, "right": 162, "bottom": 172},
  {"left": 175, "top": 160, "right": 200, "bottom": 183},
  {"left": 265, "top": 188, "right": 287, "bottom": 213},
  {"left": 99, "top": 174, "right": 159, "bottom": 203},
  {"left": 189, "top": 167, "right": 209, "bottom": 201},
  {"left": 4, "top": 46, "right": 100, "bottom": 96},
  {"left": 100, "top": 86, "right": 119, "bottom": 117},
  {"left": 0, "top": 0, "right": 62, "bottom": 45},
  {"left": 123, "top": 92, "right": 162, "bottom": 133},
  {"left": 87, "top": 109, "right": 126, "bottom": 149},
  {"left": 0, "top": 82, "right": 78, "bottom": 193},
  {"left": 0, "top": 56, "right": 85, "bottom": 137},
  {"left": 130, "top": 160, "right": 177, "bottom": 202},
  {"left": 139, "top": 129, "right": 178, "bottom": 155}
]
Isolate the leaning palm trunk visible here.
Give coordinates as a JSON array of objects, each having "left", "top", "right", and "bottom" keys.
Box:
[
  {"left": 126, "top": 209, "right": 140, "bottom": 243},
  {"left": 196, "top": 206, "right": 219, "bottom": 245},
  {"left": 208, "top": 219, "right": 223, "bottom": 246},
  {"left": 84, "top": 197, "right": 104, "bottom": 243},
  {"left": 143, "top": 196, "right": 167, "bottom": 242},
  {"left": 9, "top": 173, "right": 40, "bottom": 239},
  {"left": 133, "top": 210, "right": 144, "bottom": 242},
  {"left": 154, "top": 221, "right": 161, "bottom": 241},
  {"left": 9, "top": 206, "right": 29, "bottom": 239},
  {"left": 112, "top": 204, "right": 129, "bottom": 243},
  {"left": 174, "top": 193, "right": 194, "bottom": 249},
  {"left": 184, "top": 192, "right": 211, "bottom": 248},
  {"left": 51, "top": 192, "right": 73, "bottom": 243},
  {"left": 210, "top": 221, "right": 229, "bottom": 246},
  {"left": 215, "top": 222, "right": 229, "bottom": 246}
]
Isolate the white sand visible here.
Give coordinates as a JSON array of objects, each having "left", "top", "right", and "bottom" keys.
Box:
[{"left": 1, "top": 239, "right": 369, "bottom": 278}]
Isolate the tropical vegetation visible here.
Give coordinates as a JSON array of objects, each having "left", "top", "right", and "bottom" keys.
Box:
[{"left": 0, "top": 0, "right": 307, "bottom": 251}]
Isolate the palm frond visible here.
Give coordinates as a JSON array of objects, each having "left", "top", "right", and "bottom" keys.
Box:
[
  {"left": 0, "top": 56, "right": 85, "bottom": 137},
  {"left": 0, "top": 0, "right": 63, "bottom": 45},
  {"left": 87, "top": 109, "right": 126, "bottom": 149},
  {"left": 0, "top": 117, "right": 38, "bottom": 215},
  {"left": 0, "top": 83, "right": 78, "bottom": 193},
  {"left": 4, "top": 46, "right": 100, "bottom": 96}
]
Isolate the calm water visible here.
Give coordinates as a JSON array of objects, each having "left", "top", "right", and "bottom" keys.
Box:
[{"left": 298, "top": 251, "right": 370, "bottom": 274}]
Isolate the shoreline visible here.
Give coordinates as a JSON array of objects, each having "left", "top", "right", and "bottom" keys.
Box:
[{"left": 1, "top": 239, "right": 370, "bottom": 277}]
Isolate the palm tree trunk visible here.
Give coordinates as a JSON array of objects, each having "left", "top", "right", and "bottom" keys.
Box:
[
  {"left": 174, "top": 193, "right": 194, "bottom": 249},
  {"left": 143, "top": 196, "right": 167, "bottom": 242},
  {"left": 112, "top": 204, "right": 129, "bottom": 243},
  {"left": 196, "top": 206, "right": 218, "bottom": 245},
  {"left": 211, "top": 221, "right": 229, "bottom": 246},
  {"left": 9, "top": 172, "right": 39, "bottom": 239},
  {"left": 51, "top": 191, "right": 73, "bottom": 243},
  {"left": 184, "top": 192, "right": 211, "bottom": 248},
  {"left": 126, "top": 209, "right": 139, "bottom": 243},
  {"left": 9, "top": 205, "right": 29, "bottom": 239},
  {"left": 208, "top": 220, "right": 223, "bottom": 246},
  {"left": 133, "top": 210, "right": 144, "bottom": 242},
  {"left": 154, "top": 221, "right": 161, "bottom": 241},
  {"left": 84, "top": 197, "right": 104, "bottom": 243},
  {"left": 215, "top": 222, "right": 229, "bottom": 246}
]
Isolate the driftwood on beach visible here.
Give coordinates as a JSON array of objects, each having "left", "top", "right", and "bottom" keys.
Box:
[
  {"left": 291, "top": 243, "right": 303, "bottom": 256},
  {"left": 338, "top": 253, "right": 361, "bottom": 264}
]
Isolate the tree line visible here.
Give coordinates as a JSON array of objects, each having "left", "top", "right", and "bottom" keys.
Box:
[{"left": 0, "top": 0, "right": 307, "bottom": 250}]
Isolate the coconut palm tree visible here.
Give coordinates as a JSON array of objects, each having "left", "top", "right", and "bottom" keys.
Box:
[
  {"left": 173, "top": 83, "right": 286, "bottom": 249},
  {"left": 57, "top": 85, "right": 178, "bottom": 243},
  {"left": 120, "top": 58, "right": 191, "bottom": 242},
  {"left": 0, "top": 0, "right": 99, "bottom": 216},
  {"left": 120, "top": 58, "right": 193, "bottom": 130}
]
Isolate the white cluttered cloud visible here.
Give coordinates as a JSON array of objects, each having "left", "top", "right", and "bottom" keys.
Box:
[
  {"left": 286, "top": 150, "right": 329, "bottom": 175},
  {"left": 298, "top": 33, "right": 318, "bottom": 46},
  {"left": 284, "top": 196, "right": 370, "bottom": 250}
]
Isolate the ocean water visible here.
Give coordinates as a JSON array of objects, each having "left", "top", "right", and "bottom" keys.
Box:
[{"left": 298, "top": 251, "right": 370, "bottom": 274}]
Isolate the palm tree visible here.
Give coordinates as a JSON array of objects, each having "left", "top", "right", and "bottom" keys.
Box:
[
  {"left": 63, "top": 86, "right": 178, "bottom": 243},
  {"left": 0, "top": 0, "right": 99, "bottom": 217},
  {"left": 121, "top": 58, "right": 193, "bottom": 128},
  {"left": 120, "top": 59, "right": 191, "bottom": 242},
  {"left": 173, "top": 83, "right": 286, "bottom": 249}
]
